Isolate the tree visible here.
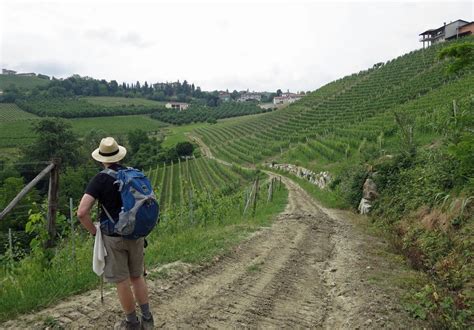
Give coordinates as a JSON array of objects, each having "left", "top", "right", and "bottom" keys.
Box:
[
  {"left": 109, "top": 80, "right": 119, "bottom": 94},
  {"left": 231, "top": 90, "right": 240, "bottom": 100},
  {"left": 438, "top": 41, "right": 474, "bottom": 73},
  {"left": 276, "top": 89, "right": 283, "bottom": 97},
  {"left": 175, "top": 142, "right": 195, "bottom": 157},
  {"left": 127, "top": 129, "right": 150, "bottom": 154},
  {"left": 21, "top": 119, "right": 81, "bottom": 167}
]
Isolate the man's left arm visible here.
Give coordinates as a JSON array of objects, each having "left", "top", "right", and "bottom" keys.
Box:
[{"left": 77, "top": 194, "right": 97, "bottom": 236}]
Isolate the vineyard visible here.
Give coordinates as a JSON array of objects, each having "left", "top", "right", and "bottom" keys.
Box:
[
  {"left": 16, "top": 96, "right": 164, "bottom": 118},
  {"left": 146, "top": 157, "right": 255, "bottom": 212},
  {"left": 194, "top": 39, "right": 473, "bottom": 173},
  {"left": 0, "top": 103, "right": 38, "bottom": 121}
]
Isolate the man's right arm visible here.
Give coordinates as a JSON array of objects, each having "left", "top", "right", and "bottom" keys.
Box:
[{"left": 77, "top": 193, "right": 97, "bottom": 236}]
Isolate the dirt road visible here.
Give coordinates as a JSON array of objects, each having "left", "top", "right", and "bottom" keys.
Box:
[
  {"left": 2, "top": 175, "right": 422, "bottom": 329},
  {"left": 186, "top": 134, "right": 233, "bottom": 167}
]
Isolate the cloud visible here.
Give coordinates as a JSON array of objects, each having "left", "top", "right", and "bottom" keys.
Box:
[
  {"left": 1, "top": 1, "right": 472, "bottom": 91},
  {"left": 119, "top": 32, "right": 152, "bottom": 48},
  {"left": 15, "top": 60, "right": 83, "bottom": 78},
  {"left": 84, "top": 28, "right": 153, "bottom": 48}
]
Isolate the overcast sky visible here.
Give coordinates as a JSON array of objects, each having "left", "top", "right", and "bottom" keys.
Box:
[{"left": 0, "top": 0, "right": 472, "bottom": 92}]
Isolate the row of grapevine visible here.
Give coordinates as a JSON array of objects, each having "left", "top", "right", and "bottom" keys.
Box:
[
  {"left": 147, "top": 156, "right": 253, "bottom": 212},
  {"left": 0, "top": 104, "right": 38, "bottom": 121}
]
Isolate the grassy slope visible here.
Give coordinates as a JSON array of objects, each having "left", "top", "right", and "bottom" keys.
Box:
[
  {"left": 162, "top": 122, "right": 210, "bottom": 147},
  {"left": 0, "top": 75, "right": 50, "bottom": 89}
]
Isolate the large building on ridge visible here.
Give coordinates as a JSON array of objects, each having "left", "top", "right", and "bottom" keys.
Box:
[{"left": 419, "top": 19, "right": 473, "bottom": 47}]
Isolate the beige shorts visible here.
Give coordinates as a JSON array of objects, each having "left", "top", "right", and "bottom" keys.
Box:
[{"left": 102, "top": 235, "right": 144, "bottom": 283}]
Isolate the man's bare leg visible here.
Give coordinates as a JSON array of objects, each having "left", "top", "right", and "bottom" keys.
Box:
[
  {"left": 130, "top": 276, "right": 149, "bottom": 305},
  {"left": 116, "top": 279, "right": 136, "bottom": 314}
]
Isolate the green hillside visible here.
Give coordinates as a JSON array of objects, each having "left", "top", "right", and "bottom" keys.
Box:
[
  {"left": 196, "top": 39, "right": 472, "bottom": 168},
  {"left": 0, "top": 75, "right": 50, "bottom": 90}
]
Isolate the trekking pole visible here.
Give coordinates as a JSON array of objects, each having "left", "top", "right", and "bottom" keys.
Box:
[
  {"left": 97, "top": 202, "right": 104, "bottom": 304},
  {"left": 100, "top": 274, "right": 104, "bottom": 303},
  {"left": 143, "top": 238, "right": 148, "bottom": 278}
]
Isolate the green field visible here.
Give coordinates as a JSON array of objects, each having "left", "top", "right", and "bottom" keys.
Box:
[
  {"left": 0, "top": 119, "right": 38, "bottom": 148},
  {"left": 69, "top": 115, "right": 167, "bottom": 136},
  {"left": 0, "top": 75, "right": 50, "bottom": 90},
  {"left": 162, "top": 122, "right": 211, "bottom": 147},
  {"left": 82, "top": 96, "right": 165, "bottom": 107},
  {"left": 0, "top": 103, "right": 38, "bottom": 121},
  {"left": 0, "top": 114, "right": 168, "bottom": 149}
]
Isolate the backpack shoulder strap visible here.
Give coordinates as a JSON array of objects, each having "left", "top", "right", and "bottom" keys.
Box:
[
  {"left": 101, "top": 168, "right": 118, "bottom": 179},
  {"left": 101, "top": 168, "right": 125, "bottom": 191}
]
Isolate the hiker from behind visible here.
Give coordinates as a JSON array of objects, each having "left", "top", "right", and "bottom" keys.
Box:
[{"left": 77, "top": 137, "right": 154, "bottom": 330}]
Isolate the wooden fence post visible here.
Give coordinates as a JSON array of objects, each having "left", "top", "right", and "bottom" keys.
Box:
[
  {"left": 252, "top": 176, "right": 260, "bottom": 217},
  {"left": 267, "top": 178, "right": 274, "bottom": 203},
  {"left": 46, "top": 159, "right": 60, "bottom": 248},
  {"left": 69, "top": 197, "right": 76, "bottom": 268}
]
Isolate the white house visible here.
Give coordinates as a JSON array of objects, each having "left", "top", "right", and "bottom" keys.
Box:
[
  {"left": 238, "top": 93, "right": 261, "bottom": 102},
  {"left": 273, "top": 93, "right": 302, "bottom": 105},
  {"left": 1, "top": 69, "right": 16, "bottom": 75},
  {"left": 165, "top": 102, "right": 189, "bottom": 111}
]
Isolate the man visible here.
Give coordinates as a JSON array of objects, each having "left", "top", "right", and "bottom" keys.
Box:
[{"left": 77, "top": 137, "right": 154, "bottom": 330}]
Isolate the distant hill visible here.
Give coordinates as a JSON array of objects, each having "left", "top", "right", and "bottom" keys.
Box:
[{"left": 0, "top": 75, "right": 50, "bottom": 90}]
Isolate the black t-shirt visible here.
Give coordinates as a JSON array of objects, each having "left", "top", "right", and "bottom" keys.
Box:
[{"left": 85, "top": 164, "right": 125, "bottom": 221}]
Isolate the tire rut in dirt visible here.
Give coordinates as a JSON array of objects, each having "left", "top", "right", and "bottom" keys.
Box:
[{"left": 147, "top": 174, "right": 338, "bottom": 328}]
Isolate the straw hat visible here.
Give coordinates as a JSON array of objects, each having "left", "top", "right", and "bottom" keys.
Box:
[{"left": 91, "top": 137, "right": 127, "bottom": 163}]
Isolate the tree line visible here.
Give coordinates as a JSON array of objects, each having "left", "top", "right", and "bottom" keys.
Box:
[{"left": 0, "top": 74, "right": 277, "bottom": 106}]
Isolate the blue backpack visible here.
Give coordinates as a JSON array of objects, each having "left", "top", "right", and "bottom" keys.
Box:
[{"left": 101, "top": 167, "right": 159, "bottom": 239}]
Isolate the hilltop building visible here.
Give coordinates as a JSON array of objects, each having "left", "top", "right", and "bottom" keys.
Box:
[
  {"left": 1, "top": 69, "right": 17, "bottom": 75},
  {"left": 17, "top": 73, "right": 36, "bottom": 77},
  {"left": 165, "top": 102, "right": 189, "bottom": 111},
  {"left": 218, "top": 91, "right": 231, "bottom": 102},
  {"left": 273, "top": 93, "right": 302, "bottom": 105},
  {"left": 238, "top": 92, "right": 261, "bottom": 102},
  {"left": 420, "top": 19, "right": 472, "bottom": 48}
]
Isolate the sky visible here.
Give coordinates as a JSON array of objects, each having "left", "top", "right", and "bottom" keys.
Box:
[{"left": 0, "top": 0, "right": 472, "bottom": 92}]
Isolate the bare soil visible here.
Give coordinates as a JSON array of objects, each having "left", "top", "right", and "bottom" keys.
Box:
[{"left": 1, "top": 176, "right": 425, "bottom": 329}]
